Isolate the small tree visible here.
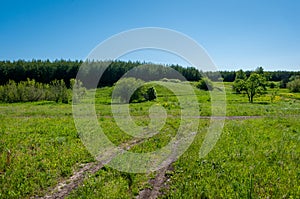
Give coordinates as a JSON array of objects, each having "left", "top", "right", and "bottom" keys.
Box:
[
  {"left": 233, "top": 73, "right": 267, "bottom": 103},
  {"left": 232, "top": 79, "right": 246, "bottom": 94},
  {"left": 244, "top": 73, "right": 267, "bottom": 103}
]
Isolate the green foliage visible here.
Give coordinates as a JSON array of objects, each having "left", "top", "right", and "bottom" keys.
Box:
[
  {"left": 0, "top": 59, "right": 81, "bottom": 86},
  {"left": 70, "top": 79, "right": 86, "bottom": 103},
  {"left": 235, "top": 69, "right": 247, "bottom": 80},
  {"left": 113, "top": 78, "right": 158, "bottom": 103},
  {"left": 245, "top": 73, "right": 267, "bottom": 103},
  {"left": 268, "top": 81, "right": 277, "bottom": 89},
  {"left": 113, "top": 78, "right": 145, "bottom": 103},
  {"left": 279, "top": 79, "right": 289, "bottom": 88},
  {"left": 17, "top": 79, "right": 46, "bottom": 102},
  {"left": 49, "top": 79, "right": 70, "bottom": 103},
  {"left": 232, "top": 79, "right": 245, "bottom": 94},
  {"left": 287, "top": 76, "right": 300, "bottom": 92},
  {"left": 205, "top": 70, "right": 300, "bottom": 83},
  {"left": 233, "top": 69, "right": 247, "bottom": 94},
  {"left": 270, "top": 88, "right": 279, "bottom": 103},
  {"left": 0, "top": 80, "right": 18, "bottom": 102},
  {"left": 164, "top": 117, "right": 300, "bottom": 198},
  {"left": 170, "top": 65, "right": 201, "bottom": 81},
  {"left": 1, "top": 60, "right": 299, "bottom": 87},
  {"left": 0, "top": 60, "right": 202, "bottom": 88},
  {"left": 0, "top": 104, "right": 93, "bottom": 198},
  {"left": 0, "top": 79, "right": 86, "bottom": 104},
  {"left": 204, "top": 71, "right": 236, "bottom": 82},
  {"left": 0, "top": 82, "right": 300, "bottom": 198},
  {"left": 196, "top": 78, "right": 213, "bottom": 91},
  {"left": 255, "top": 66, "right": 264, "bottom": 75},
  {"left": 233, "top": 72, "right": 267, "bottom": 103},
  {"left": 144, "top": 87, "right": 157, "bottom": 101},
  {"left": 0, "top": 79, "right": 46, "bottom": 103}
]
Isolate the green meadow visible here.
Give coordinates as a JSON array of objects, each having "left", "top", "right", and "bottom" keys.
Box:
[{"left": 0, "top": 81, "right": 299, "bottom": 198}]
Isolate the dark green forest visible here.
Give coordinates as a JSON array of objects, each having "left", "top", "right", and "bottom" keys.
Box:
[
  {"left": 0, "top": 60, "right": 299, "bottom": 88},
  {"left": 0, "top": 60, "right": 201, "bottom": 88}
]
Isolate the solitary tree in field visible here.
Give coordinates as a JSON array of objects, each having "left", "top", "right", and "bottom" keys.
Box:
[
  {"left": 233, "top": 72, "right": 267, "bottom": 103},
  {"left": 244, "top": 73, "right": 267, "bottom": 103}
]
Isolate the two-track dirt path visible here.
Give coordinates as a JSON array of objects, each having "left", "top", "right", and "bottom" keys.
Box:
[
  {"left": 37, "top": 114, "right": 300, "bottom": 199},
  {"left": 35, "top": 138, "right": 144, "bottom": 199}
]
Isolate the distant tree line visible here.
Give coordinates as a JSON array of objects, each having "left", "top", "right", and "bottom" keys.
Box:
[
  {"left": 1, "top": 60, "right": 299, "bottom": 88},
  {"left": 204, "top": 70, "right": 300, "bottom": 85},
  {"left": 0, "top": 60, "right": 81, "bottom": 87},
  {"left": 0, "top": 60, "right": 202, "bottom": 88}
]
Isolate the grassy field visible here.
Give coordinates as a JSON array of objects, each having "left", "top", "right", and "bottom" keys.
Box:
[{"left": 0, "top": 81, "right": 300, "bottom": 198}]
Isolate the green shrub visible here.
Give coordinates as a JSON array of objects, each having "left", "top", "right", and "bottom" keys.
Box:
[
  {"left": 232, "top": 79, "right": 245, "bottom": 94},
  {"left": 0, "top": 79, "right": 75, "bottom": 103},
  {"left": 70, "top": 79, "right": 86, "bottom": 103},
  {"left": 268, "top": 82, "right": 277, "bottom": 89},
  {"left": 49, "top": 79, "right": 70, "bottom": 103},
  {"left": 0, "top": 79, "right": 46, "bottom": 103},
  {"left": 113, "top": 78, "right": 157, "bottom": 103},
  {"left": 279, "top": 79, "right": 289, "bottom": 88},
  {"left": 196, "top": 78, "right": 213, "bottom": 91},
  {"left": 0, "top": 80, "right": 18, "bottom": 102},
  {"left": 113, "top": 78, "right": 145, "bottom": 103},
  {"left": 144, "top": 87, "right": 157, "bottom": 101},
  {"left": 287, "top": 78, "right": 300, "bottom": 93},
  {"left": 17, "top": 79, "right": 45, "bottom": 102}
]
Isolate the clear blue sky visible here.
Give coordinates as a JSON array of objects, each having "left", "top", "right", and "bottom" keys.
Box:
[{"left": 1, "top": 0, "right": 300, "bottom": 71}]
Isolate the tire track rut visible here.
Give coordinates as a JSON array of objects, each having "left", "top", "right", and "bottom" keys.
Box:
[{"left": 35, "top": 138, "right": 144, "bottom": 199}]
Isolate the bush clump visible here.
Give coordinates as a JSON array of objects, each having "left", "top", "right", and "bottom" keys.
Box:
[
  {"left": 70, "top": 79, "right": 87, "bottom": 103},
  {"left": 144, "top": 87, "right": 157, "bottom": 101},
  {"left": 196, "top": 78, "right": 213, "bottom": 91},
  {"left": 287, "top": 76, "right": 300, "bottom": 92},
  {"left": 0, "top": 78, "right": 86, "bottom": 103},
  {"left": 113, "top": 78, "right": 157, "bottom": 103},
  {"left": 268, "top": 82, "right": 277, "bottom": 89}
]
